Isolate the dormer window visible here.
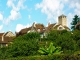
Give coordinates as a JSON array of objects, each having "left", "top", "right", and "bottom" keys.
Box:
[
  {"left": 43, "top": 28, "right": 45, "bottom": 30},
  {"left": 59, "top": 27, "right": 63, "bottom": 30},
  {"left": 38, "top": 28, "right": 40, "bottom": 32}
]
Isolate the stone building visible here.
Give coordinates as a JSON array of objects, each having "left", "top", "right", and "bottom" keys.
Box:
[
  {"left": 58, "top": 14, "right": 67, "bottom": 26},
  {"left": 0, "top": 31, "right": 15, "bottom": 47},
  {"left": 16, "top": 14, "right": 70, "bottom": 37},
  {"left": 47, "top": 14, "right": 70, "bottom": 31}
]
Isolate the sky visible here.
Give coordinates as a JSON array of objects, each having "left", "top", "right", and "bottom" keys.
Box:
[{"left": 0, "top": 0, "right": 80, "bottom": 33}]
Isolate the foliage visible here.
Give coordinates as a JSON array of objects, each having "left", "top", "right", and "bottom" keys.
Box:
[
  {"left": 0, "top": 29, "right": 80, "bottom": 59},
  {"left": 46, "top": 30, "right": 77, "bottom": 54},
  {"left": 5, "top": 54, "right": 80, "bottom": 60},
  {"left": 38, "top": 42, "right": 62, "bottom": 55},
  {"left": 46, "top": 30, "right": 59, "bottom": 41},
  {"left": 72, "top": 30, "right": 80, "bottom": 41},
  {"left": 0, "top": 32, "right": 40, "bottom": 59},
  {"left": 22, "top": 32, "right": 40, "bottom": 40},
  {"left": 71, "top": 15, "right": 80, "bottom": 30}
]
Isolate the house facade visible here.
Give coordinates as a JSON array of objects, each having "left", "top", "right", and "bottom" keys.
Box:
[
  {"left": 16, "top": 14, "right": 70, "bottom": 37},
  {"left": 75, "top": 22, "right": 80, "bottom": 30},
  {"left": 16, "top": 23, "right": 46, "bottom": 38},
  {"left": 47, "top": 14, "right": 70, "bottom": 31},
  {"left": 0, "top": 31, "right": 15, "bottom": 47}
]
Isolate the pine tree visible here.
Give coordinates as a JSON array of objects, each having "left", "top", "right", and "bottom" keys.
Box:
[{"left": 71, "top": 15, "right": 80, "bottom": 30}]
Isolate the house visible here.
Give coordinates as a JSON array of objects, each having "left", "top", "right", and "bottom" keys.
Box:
[
  {"left": 16, "top": 27, "right": 32, "bottom": 36},
  {"left": 47, "top": 14, "right": 70, "bottom": 31},
  {"left": 75, "top": 22, "right": 80, "bottom": 30},
  {"left": 16, "top": 23, "right": 46, "bottom": 38},
  {"left": 33, "top": 23, "right": 46, "bottom": 38},
  {"left": 0, "top": 31, "right": 15, "bottom": 47},
  {"left": 16, "top": 14, "right": 70, "bottom": 37}
]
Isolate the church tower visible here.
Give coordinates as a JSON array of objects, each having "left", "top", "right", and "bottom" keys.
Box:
[{"left": 58, "top": 14, "right": 67, "bottom": 26}]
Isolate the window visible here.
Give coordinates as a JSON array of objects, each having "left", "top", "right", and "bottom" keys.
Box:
[
  {"left": 43, "top": 28, "right": 45, "bottom": 30},
  {"left": 38, "top": 28, "right": 40, "bottom": 32},
  {"left": 59, "top": 27, "right": 63, "bottom": 30},
  {"left": 79, "top": 26, "right": 80, "bottom": 29}
]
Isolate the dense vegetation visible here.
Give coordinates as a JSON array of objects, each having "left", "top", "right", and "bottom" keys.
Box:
[
  {"left": 0, "top": 30, "right": 80, "bottom": 60},
  {"left": 0, "top": 32, "right": 40, "bottom": 59}
]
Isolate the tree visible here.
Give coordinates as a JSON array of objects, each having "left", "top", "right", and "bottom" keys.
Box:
[
  {"left": 71, "top": 15, "right": 80, "bottom": 30},
  {"left": 0, "top": 32, "right": 40, "bottom": 58}
]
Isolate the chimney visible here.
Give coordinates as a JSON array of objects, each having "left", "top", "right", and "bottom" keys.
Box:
[
  {"left": 32, "top": 22, "right": 36, "bottom": 27},
  {"left": 48, "top": 22, "right": 50, "bottom": 26},
  {"left": 2, "top": 34, "right": 4, "bottom": 41}
]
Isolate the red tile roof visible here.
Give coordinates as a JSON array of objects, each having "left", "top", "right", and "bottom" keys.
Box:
[
  {"left": 35, "top": 24, "right": 46, "bottom": 33},
  {"left": 0, "top": 37, "right": 13, "bottom": 43},
  {"left": 75, "top": 22, "right": 80, "bottom": 28},
  {"left": 17, "top": 23, "right": 46, "bottom": 36},
  {"left": 47, "top": 23, "right": 56, "bottom": 31},
  {"left": 0, "top": 33, "right": 4, "bottom": 36}
]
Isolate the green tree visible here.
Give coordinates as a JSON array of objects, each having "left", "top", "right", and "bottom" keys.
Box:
[
  {"left": 0, "top": 32, "right": 40, "bottom": 58},
  {"left": 46, "top": 30, "right": 59, "bottom": 42},
  {"left": 71, "top": 15, "right": 80, "bottom": 30}
]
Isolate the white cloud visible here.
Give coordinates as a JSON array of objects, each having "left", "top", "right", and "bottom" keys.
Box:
[
  {"left": 0, "top": 25, "right": 3, "bottom": 31},
  {"left": 0, "top": 13, "right": 3, "bottom": 20},
  {"left": 35, "top": 0, "right": 64, "bottom": 23},
  {"left": 4, "top": 0, "right": 26, "bottom": 25},
  {"left": 28, "top": 15, "right": 31, "bottom": 20},
  {"left": 35, "top": 0, "right": 80, "bottom": 27},
  {"left": 7, "top": 0, "right": 26, "bottom": 11},
  {"left": 67, "top": 13, "right": 74, "bottom": 27},
  {"left": 5, "top": 10, "right": 21, "bottom": 25},
  {"left": 16, "top": 24, "right": 31, "bottom": 32}
]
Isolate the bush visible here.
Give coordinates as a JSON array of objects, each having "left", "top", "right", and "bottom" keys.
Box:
[
  {"left": 0, "top": 32, "right": 40, "bottom": 59},
  {"left": 5, "top": 54, "right": 80, "bottom": 60}
]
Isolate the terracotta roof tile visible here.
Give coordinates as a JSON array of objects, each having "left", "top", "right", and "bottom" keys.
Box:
[
  {"left": 75, "top": 22, "right": 80, "bottom": 28},
  {"left": 35, "top": 24, "right": 46, "bottom": 33},
  {"left": 59, "top": 14, "right": 66, "bottom": 17},
  {"left": 19, "top": 27, "right": 31, "bottom": 35},
  {"left": 53, "top": 24, "right": 60, "bottom": 29},
  {"left": 47, "top": 24, "right": 56, "bottom": 31},
  {"left": 0, "top": 37, "right": 13, "bottom": 43},
  {"left": 0, "top": 33, "right": 4, "bottom": 36},
  {"left": 63, "top": 26, "right": 70, "bottom": 30}
]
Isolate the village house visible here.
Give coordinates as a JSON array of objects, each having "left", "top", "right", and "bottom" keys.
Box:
[
  {"left": 16, "top": 23, "right": 46, "bottom": 38},
  {"left": 16, "top": 14, "right": 70, "bottom": 37},
  {"left": 75, "top": 21, "right": 80, "bottom": 30},
  {"left": 0, "top": 31, "right": 15, "bottom": 47},
  {"left": 46, "top": 14, "right": 70, "bottom": 32}
]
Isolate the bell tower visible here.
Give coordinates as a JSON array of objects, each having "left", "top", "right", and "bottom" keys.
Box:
[{"left": 58, "top": 14, "right": 67, "bottom": 26}]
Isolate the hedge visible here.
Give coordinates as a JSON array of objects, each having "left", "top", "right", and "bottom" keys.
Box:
[{"left": 3, "top": 54, "right": 80, "bottom": 60}]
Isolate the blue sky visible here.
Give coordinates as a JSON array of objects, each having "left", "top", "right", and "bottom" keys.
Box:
[{"left": 0, "top": 0, "right": 80, "bottom": 33}]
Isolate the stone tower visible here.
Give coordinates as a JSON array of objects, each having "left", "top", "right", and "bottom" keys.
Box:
[{"left": 58, "top": 14, "right": 67, "bottom": 26}]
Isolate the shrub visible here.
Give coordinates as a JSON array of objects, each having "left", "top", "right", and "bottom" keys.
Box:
[
  {"left": 0, "top": 32, "right": 40, "bottom": 59},
  {"left": 38, "top": 42, "right": 63, "bottom": 55},
  {"left": 5, "top": 54, "right": 80, "bottom": 60}
]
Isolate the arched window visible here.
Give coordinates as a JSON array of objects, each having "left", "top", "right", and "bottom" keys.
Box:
[{"left": 59, "top": 27, "right": 63, "bottom": 30}]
